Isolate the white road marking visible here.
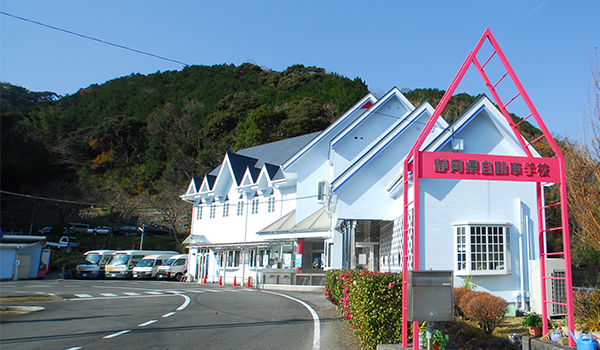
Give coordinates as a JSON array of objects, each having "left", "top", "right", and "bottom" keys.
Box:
[
  {"left": 100, "top": 293, "right": 118, "bottom": 297},
  {"left": 138, "top": 320, "right": 158, "bottom": 327},
  {"left": 74, "top": 293, "right": 94, "bottom": 298},
  {"left": 204, "top": 289, "right": 223, "bottom": 293},
  {"left": 175, "top": 294, "right": 190, "bottom": 311},
  {"left": 145, "top": 291, "right": 164, "bottom": 295},
  {"left": 162, "top": 312, "right": 176, "bottom": 318},
  {"left": 122, "top": 292, "right": 140, "bottom": 296},
  {"left": 263, "top": 290, "right": 321, "bottom": 350},
  {"left": 103, "top": 329, "right": 131, "bottom": 339},
  {"left": 64, "top": 347, "right": 82, "bottom": 350},
  {"left": 165, "top": 290, "right": 183, "bottom": 294},
  {"left": 188, "top": 290, "right": 205, "bottom": 293}
]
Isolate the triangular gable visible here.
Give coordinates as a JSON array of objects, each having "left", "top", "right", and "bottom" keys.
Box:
[
  {"left": 332, "top": 102, "right": 446, "bottom": 192},
  {"left": 424, "top": 95, "right": 540, "bottom": 157},
  {"left": 211, "top": 152, "right": 258, "bottom": 197},
  {"left": 200, "top": 174, "right": 216, "bottom": 193},
  {"left": 283, "top": 93, "right": 377, "bottom": 170},
  {"left": 185, "top": 177, "right": 202, "bottom": 195},
  {"left": 329, "top": 87, "right": 415, "bottom": 152}
]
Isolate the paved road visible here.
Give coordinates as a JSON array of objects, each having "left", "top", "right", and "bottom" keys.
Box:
[{"left": 0, "top": 277, "right": 352, "bottom": 350}]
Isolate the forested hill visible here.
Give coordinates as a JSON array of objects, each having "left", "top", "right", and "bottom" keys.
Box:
[{"left": 2, "top": 63, "right": 369, "bottom": 195}]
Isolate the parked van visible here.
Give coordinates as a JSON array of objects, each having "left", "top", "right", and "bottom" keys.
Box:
[
  {"left": 156, "top": 254, "right": 188, "bottom": 281},
  {"left": 105, "top": 250, "right": 178, "bottom": 278},
  {"left": 76, "top": 250, "right": 115, "bottom": 278},
  {"left": 132, "top": 254, "right": 173, "bottom": 279},
  {"left": 66, "top": 223, "right": 90, "bottom": 235}
]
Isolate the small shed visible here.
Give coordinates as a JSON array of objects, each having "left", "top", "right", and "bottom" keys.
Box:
[{"left": 0, "top": 235, "right": 47, "bottom": 280}]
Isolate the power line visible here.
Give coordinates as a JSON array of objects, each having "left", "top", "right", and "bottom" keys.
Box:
[{"left": 1, "top": 11, "right": 189, "bottom": 66}]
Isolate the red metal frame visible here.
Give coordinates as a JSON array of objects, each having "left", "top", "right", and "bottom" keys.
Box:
[{"left": 401, "top": 28, "right": 575, "bottom": 348}]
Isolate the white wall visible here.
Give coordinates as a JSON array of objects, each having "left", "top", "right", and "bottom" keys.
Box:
[{"left": 418, "top": 178, "right": 538, "bottom": 301}]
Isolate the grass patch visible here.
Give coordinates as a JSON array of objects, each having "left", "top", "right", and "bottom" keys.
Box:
[{"left": 0, "top": 296, "right": 55, "bottom": 303}]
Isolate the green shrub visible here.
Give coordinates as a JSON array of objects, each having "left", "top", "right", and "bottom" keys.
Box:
[
  {"left": 573, "top": 289, "right": 600, "bottom": 332},
  {"left": 462, "top": 292, "right": 508, "bottom": 334},
  {"left": 521, "top": 312, "right": 543, "bottom": 328},
  {"left": 346, "top": 271, "right": 409, "bottom": 350}
]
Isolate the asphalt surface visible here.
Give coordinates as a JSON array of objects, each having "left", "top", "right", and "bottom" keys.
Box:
[{"left": 0, "top": 273, "right": 356, "bottom": 350}]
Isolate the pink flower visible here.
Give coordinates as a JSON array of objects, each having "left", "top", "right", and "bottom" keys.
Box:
[{"left": 388, "top": 283, "right": 394, "bottom": 289}]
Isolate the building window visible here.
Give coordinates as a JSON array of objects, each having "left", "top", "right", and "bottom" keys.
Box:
[
  {"left": 227, "top": 251, "right": 240, "bottom": 267},
  {"left": 237, "top": 201, "right": 244, "bottom": 216},
  {"left": 251, "top": 198, "right": 259, "bottom": 214},
  {"left": 268, "top": 196, "right": 276, "bottom": 213},
  {"left": 455, "top": 224, "right": 511, "bottom": 275},
  {"left": 223, "top": 202, "right": 229, "bottom": 217},
  {"left": 196, "top": 206, "right": 202, "bottom": 220},
  {"left": 210, "top": 204, "right": 216, "bottom": 219},
  {"left": 258, "top": 249, "right": 270, "bottom": 267},
  {"left": 249, "top": 250, "right": 256, "bottom": 267}
]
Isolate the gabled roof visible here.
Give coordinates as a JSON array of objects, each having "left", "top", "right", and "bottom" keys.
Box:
[
  {"left": 238, "top": 132, "right": 321, "bottom": 168},
  {"left": 283, "top": 93, "right": 377, "bottom": 170},
  {"left": 423, "top": 95, "right": 540, "bottom": 157},
  {"left": 329, "top": 87, "right": 415, "bottom": 152},
  {"left": 332, "top": 102, "right": 447, "bottom": 191},
  {"left": 185, "top": 177, "right": 203, "bottom": 195}
]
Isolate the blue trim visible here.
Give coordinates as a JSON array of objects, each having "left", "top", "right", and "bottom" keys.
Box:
[
  {"left": 333, "top": 108, "right": 429, "bottom": 193},
  {"left": 283, "top": 97, "right": 374, "bottom": 170},
  {"left": 331, "top": 92, "right": 411, "bottom": 149},
  {"left": 434, "top": 103, "right": 523, "bottom": 152}
]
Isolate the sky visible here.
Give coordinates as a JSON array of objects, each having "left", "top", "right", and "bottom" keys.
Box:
[{"left": 1, "top": 1, "right": 599, "bottom": 139}]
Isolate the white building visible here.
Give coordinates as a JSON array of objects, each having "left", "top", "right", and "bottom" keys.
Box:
[{"left": 181, "top": 89, "right": 548, "bottom": 309}]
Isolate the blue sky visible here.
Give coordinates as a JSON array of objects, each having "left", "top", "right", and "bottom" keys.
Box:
[{"left": 1, "top": 1, "right": 598, "bottom": 139}]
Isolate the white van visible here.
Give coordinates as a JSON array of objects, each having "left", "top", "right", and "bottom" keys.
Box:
[
  {"left": 105, "top": 250, "right": 178, "bottom": 278},
  {"left": 156, "top": 254, "right": 188, "bottom": 281},
  {"left": 76, "top": 250, "right": 115, "bottom": 278},
  {"left": 132, "top": 254, "right": 173, "bottom": 279}
]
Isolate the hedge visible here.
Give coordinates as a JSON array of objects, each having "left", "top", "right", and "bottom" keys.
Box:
[{"left": 325, "top": 270, "right": 411, "bottom": 350}]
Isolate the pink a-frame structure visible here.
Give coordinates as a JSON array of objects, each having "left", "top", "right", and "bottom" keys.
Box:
[{"left": 401, "top": 28, "right": 575, "bottom": 348}]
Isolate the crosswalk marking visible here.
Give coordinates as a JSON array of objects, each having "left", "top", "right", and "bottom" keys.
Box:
[
  {"left": 145, "top": 291, "right": 164, "bottom": 295},
  {"left": 122, "top": 292, "right": 140, "bottom": 296},
  {"left": 74, "top": 293, "right": 94, "bottom": 298},
  {"left": 100, "top": 293, "right": 118, "bottom": 297}
]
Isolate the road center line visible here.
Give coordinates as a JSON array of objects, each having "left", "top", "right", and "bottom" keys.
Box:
[
  {"left": 262, "top": 291, "right": 321, "bottom": 350},
  {"left": 162, "top": 312, "right": 176, "bottom": 318},
  {"left": 138, "top": 320, "right": 158, "bottom": 327},
  {"left": 103, "top": 329, "right": 131, "bottom": 339}
]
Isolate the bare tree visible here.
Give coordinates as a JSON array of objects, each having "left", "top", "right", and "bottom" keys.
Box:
[{"left": 564, "top": 44, "right": 600, "bottom": 251}]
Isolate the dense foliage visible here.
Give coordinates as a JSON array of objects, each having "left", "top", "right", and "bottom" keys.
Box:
[{"left": 1, "top": 64, "right": 368, "bottom": 232}]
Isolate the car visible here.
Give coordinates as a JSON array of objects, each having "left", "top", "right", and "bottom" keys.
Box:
[
  {"left": 142, "top": 225, "right": 171, "bottom": 235},
  {"left": 66, "top": 223, "right": 90, "bottom": 235},
  {"left": 46, "top": 236, "right": 80, "bottom": 250},
  {"left": 113, "top": 225, "right": 142, "bottom": 236},
  {"left": 38, "top": 226, "right": 55, "bottom": 235},
  {"left": 93, "top": 226, "right": 112, "bottom": 235}
]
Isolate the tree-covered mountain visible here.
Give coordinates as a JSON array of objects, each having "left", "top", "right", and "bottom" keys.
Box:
[
  {"left": 3, "top": 64, "right": 368, "bottom": 195},
  {"left": 0, "top": 63, "right": 544, "bottom": 233}
]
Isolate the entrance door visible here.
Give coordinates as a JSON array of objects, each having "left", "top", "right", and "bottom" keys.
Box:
[{"left": 355, "top": 243, "right": 379, "bottom": 272}]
